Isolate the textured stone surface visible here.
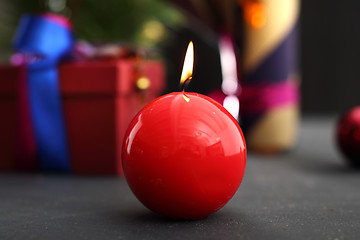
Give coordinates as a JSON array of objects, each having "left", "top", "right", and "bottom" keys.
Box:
[{"left": 0, "top": 117, "right": 359, "bottom": 240}]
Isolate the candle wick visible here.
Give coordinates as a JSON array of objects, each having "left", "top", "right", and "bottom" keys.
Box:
[{"left": 180, "top": 77, "right": 192, "bottom": 92}]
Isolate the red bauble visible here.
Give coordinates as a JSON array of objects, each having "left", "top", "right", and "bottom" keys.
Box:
[
  {"left": 337, "top": 106, "right": 360, "bottom": 167},
  {"left": 122, "top": 92, "right": 246, "bottom": 219}
]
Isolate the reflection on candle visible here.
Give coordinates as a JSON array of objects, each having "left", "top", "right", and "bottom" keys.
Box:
[{"left": 126, "top": 116, "right": 143, "bottom": 154}]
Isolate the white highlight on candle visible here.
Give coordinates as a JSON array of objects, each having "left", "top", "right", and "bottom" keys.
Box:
[{"left": 127, "top": 116, "right": 143, "bottom": 154}]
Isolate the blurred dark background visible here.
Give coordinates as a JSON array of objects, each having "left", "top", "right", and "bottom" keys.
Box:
[
  {"left": 0, "top": 0, "right": 360, "bottom": 115},
  {"left": 301, "top": 0, "right": 360, "bottom": 114}
]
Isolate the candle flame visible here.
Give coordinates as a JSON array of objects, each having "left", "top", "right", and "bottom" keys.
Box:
[{"left": 180, "top": 41, "right": 194, "bottom": 87}]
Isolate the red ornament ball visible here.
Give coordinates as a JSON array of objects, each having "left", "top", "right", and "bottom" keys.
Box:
[
  {"left": 337, "top": 106, "right": 360, "bottom": 167},
  {"left": 122, "top": 92, "right": 246, "bottom": 219}
]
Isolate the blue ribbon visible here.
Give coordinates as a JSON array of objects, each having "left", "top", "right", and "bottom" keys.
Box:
[{"left": 13, "top": 14, "right": 74, "bottom": 171}]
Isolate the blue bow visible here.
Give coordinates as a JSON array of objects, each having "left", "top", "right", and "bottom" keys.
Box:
[{"left": 13, "top": 14, "right": 74, "bottom": 171}]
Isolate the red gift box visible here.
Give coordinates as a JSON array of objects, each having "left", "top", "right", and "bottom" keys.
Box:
[
  {"left": 0, "top": 66, "right": 21, "bottom": 170},
  {"left": 0, "top": 59, "right": 165, "bottom": 174},
  {"left": 60, "top": 59, "right": 164, "bottom": 175}
]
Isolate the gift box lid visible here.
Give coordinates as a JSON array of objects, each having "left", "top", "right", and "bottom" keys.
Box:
[{"left": 59, "top": 59, "right": 165, "bottom": 96}]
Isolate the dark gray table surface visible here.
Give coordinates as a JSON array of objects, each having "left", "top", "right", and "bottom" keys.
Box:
[{"left": 1, "top": 117, "right": 360, "bottom": 240}]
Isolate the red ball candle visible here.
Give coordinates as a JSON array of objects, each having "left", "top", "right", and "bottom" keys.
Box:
[
  {"left": 122, "top": 42, "right": 246, "bottom": 219},
  {"left": 337, "top": 106, "right": 360, "bottom": 167}
]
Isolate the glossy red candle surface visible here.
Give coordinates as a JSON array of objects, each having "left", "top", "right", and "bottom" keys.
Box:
[
  {"left": 122, "top": 92, "right": 246, "bottom": 219},
  {"left": 337, "top": 106, "right": 360, "bottom": 167}
]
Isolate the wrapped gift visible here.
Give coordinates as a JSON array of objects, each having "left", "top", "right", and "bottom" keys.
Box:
[
  {"left": 240, "top": 0, "right": 300, "bottom": 154},
  {"left": 0, "top": 59, "right": 164, "bottom": 174},
  {"left": 0, "top": 13, "right": 165, "bottom": 175},
  {"left": 60, "top": 59, "right": 164, "bottom": 175}
]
